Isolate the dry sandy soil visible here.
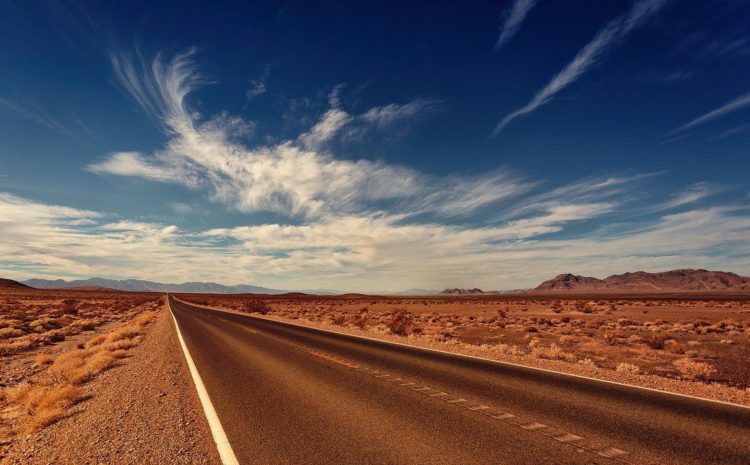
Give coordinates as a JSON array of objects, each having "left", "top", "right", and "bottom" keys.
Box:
[
  {"left": 0, "top": 289, "right": 219, "bottom": 465},
  {"left": 179, "top": 292, "right": 750, "bottom": 405}
]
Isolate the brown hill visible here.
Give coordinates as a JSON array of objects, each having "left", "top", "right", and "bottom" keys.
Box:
[
  {"left": 441, "top": 288, "right": 486, "bottom": 295},
  {"left": 0, "top": 278, "right": 31, "bottom": 289},
  {"left": 535, "top": 269, "right": 750, "bottom": 292}
]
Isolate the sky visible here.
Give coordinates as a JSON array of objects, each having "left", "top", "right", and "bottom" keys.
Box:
[{"left": 1, "top": 0, "right": 749, "bottom": 292}]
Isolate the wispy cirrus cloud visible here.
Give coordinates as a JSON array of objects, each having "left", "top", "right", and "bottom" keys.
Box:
[
  {"left": 494, "top": 0, "right": 539, "bottom": 50},
  {"left": 669, "top": 91, "right": 750, "bottom": 135},
  {"left": 89, "top": 51, "right": 465, "bottom": 220},
  {"left": 246, "top": 63, "right": 272, "bottom": 100},
  {"left": 492, "top": 0, "right": 668, "bottom": 136},
  {"left": 0, "top": 96, "right": 75, "bottom": 137}
]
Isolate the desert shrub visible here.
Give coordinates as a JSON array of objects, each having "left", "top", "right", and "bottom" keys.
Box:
[
  {"left": 616, "top": 363, "right": 641, "bottom": 375},
  {"left": 578, "top": 358, "right": 596, "bottom": 367},
  {"left": 530, "top": 343, "right": 575, "bottom": 362},
  {"left": 645, "top": 335, "right": 667, "bottom": 350},
  {"left": 673, "top": 358, "right": 715, "bottom": 380},
  {"left": 484, "top": 343, "right": 524, "bottom": 357},
  {"left": 331, "top": 314, "right": 347, "bottom": 326},
  {"left": 559, "top": 335, "right": 577, "bottom": 345},
  {"left": 0, "top": 327, "right": 25, "bottom": 339},
  {"left": 386, "top": 310, "right": 417, "bottom": 336},
  {"left": 244, "top": 300, "right": 271, "bottom": 315}
]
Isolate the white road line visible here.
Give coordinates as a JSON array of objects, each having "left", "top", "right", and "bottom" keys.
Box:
[
  {"left": 169, "top": 300, "right": 240, "bottom": 465},
  {"left": 491, "top": 412, "right": 515, "bottom": 420},
  {"left": 521, "top": 422, "right": 546, "bottom": 430},
  {"left": 554, "top": 433, "right": 583, "bottom": 443},
  {"left": 467, "top": 405, "right": 491, "bottom": 412},
  {"left": 598, "top": 447, "right": 627, "bottom": 458}
]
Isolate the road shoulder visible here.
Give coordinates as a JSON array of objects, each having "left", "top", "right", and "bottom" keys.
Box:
[{"left": 1, "top": 310, "right": 221, "bottom": 465}]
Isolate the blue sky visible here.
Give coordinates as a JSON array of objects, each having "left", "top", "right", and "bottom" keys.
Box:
[{"left": 1, "top": 0, "right": 749, "bottom": 291}]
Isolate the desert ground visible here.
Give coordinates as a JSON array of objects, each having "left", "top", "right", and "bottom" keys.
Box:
[
  {"left": 0, "top": 288, "right": 219, "bottom": 464},
  {"left": 2, "top": 287, "right": 749, "bottom": 464},
  {"left": 178, "top": 292, "right": 750, "bottom": 403}
]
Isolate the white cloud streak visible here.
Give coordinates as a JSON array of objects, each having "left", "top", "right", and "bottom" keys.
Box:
[
  {"left": 0, "top": 97, "right": 74, "bottom": 136},
  {"left": 494, "top": 0, "right": 539, "bottom": 50},
  {"left": 492, "top": 0, "right": 668, "bottom": 136},
  {"left": 670, "top": 91, "right": 750, "bottom": 135}
]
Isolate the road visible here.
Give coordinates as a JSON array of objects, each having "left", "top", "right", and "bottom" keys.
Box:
[{"left": 168, "top": 296, "right": 750, "bottom": 465}]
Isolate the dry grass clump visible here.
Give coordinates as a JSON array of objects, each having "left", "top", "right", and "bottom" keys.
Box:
[
  {"left": 0, "top": 307, "right": 159, "bottom": 435},
  {"left": 616, "top": 363, "right": 641, "bottom": 375},
  {"left": 13, "top": 384, "right": 84, "bottom": 432},
  {"left": 673, "top": 358, "right": 715, "bottom": 380},
  {"left": 530, "top": 343, "right": 576, "bottom": 362},
  {"left": 0, "top": 327, "right": 25, "bottom": 339}
]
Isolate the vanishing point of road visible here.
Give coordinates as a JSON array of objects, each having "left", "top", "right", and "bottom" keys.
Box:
[{"left": 168, "top": 296, "right": 750, "bottom": 465}]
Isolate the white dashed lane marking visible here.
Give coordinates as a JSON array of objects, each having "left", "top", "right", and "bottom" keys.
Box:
[
  {"left": 598, "top": 447, "right": 627, "bottom": 458},
  {"left": 555, "top": 433, "right": 583, "bottom": 443},
  {"left": 467, "top": 405, "right": 491, "bottom": 412},
  {"left": 522, "top": 422, "right": 547, "bottom": 431}
]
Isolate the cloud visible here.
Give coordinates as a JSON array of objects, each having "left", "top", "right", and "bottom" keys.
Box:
[
  {"left": 494, "top": 0, "right": 539, "bottom": 50},
  {"left": 712, "top": 122, "right": 750, "bottom": 140},
  {"left": 0, "top": 96, "right": 74, "bottom": 136},
  {"left": 652, "top": 182, "right": 717, "bottom": 211},
  {"left": 90, "top": 51, "right": 463, "bottom": 220},
  {"left": 636, "top": 70, "right": 694, "bottom": 83},
  {"left": 108, "top": 48, "right": 204, "bottom": 127},
  {"left": 3, "top": 191, "right": 749, "bottom": 291},
  {"left": 87, "top": 151, "right": 176, "bottom": 182},
  {"left": 492, "top": 0, "right": 668, "bottom": 136},
  {"left": 297, "top": 108, "right": 353, "bottom": 150},
  {"left": 670, "top": 91, "right": 750, "bottom": 135},
  {"left": 359, "top": 98, "right": 441, "bottom": 129},
  {"left": 246, "top": 63, "right": 272, "bottom": 100}
]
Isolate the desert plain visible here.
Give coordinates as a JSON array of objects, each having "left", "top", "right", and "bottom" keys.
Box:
[{"left": 1, "top": 284, "right": 750, "bottom": 463}]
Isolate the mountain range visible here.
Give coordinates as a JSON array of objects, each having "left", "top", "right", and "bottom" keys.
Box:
[
  {"left": 23, "top": 278, "right": 286, "bottom": 294},
  {"left": 535, "top": 269, "right": 750, "bottom": 292}
]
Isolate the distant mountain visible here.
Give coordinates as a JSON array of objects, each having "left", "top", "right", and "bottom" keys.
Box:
[
  {"left": 440, "top": 288, "right": 490, "bottom": 295},
  {"left": 23, "top": 278, "right": 285, "bottom": 294},
  {"left": 535, "top": 269, "right": 750, "bottom": 292},
  {"left": 0, "top": 278, "right": 30, "bottom": 289}
]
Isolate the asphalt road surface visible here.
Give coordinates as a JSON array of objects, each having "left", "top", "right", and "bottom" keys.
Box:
[{"left": 168, "top": 296, "right": 750, "bottom": 465}]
